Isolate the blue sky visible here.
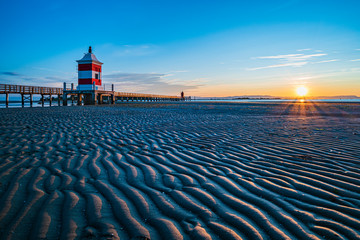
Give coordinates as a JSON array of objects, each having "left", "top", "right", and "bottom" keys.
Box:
[{"left": 1, "top": 0, "right": 360, "bottom": 97}]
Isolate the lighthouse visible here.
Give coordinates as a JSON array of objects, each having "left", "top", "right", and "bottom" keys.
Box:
[
  {"left": 76, "top": 46, "right": 103, "bottom": 90},
  {"left": 62, "top": 46, "right": 184, "bottom": 106}
]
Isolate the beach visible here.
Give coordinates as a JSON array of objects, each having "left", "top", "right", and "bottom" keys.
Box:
[{"left": 0, "top": 101, "right": 359, "bottom": 240}]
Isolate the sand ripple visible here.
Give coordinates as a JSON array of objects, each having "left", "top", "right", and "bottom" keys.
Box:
[{"left": 0, "top": 102, "right": 360, "bottom": 239}]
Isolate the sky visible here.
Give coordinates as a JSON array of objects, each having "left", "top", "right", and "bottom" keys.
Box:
[{"left": 1, "top": 0, "right": 360, "bottom": 97}]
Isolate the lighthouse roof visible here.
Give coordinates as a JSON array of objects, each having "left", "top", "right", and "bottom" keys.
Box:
[{"left": 76, "top": 46, "right": 103, "bottom": 65}]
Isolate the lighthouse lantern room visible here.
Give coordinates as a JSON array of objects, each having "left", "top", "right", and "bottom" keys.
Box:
[{"left": 76, "top": 46, "right": 103, "bottom": 90}]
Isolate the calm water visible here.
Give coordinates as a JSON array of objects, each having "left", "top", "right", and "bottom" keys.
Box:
[
  {"left": 1, "top": 98, "right": 360, "bottom": 108},
  {"left": 0, "top": 102, "right": 62, "bottom": 108},
  {"left": 192, "top": 99, "right": 360, "bottom": 103}
]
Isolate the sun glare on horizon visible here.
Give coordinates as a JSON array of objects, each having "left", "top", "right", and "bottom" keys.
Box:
[{"left": 296, "top": 86, "right": 308, "bottom": 97}]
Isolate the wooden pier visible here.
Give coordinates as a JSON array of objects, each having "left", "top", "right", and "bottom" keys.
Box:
[
  {"left": 0, "top": 84, "right": 63, "bottom": 107},
  {"left": 63, "top": 83, "right": 186, "bottom": 106},
  {"left": 1, "top": 83, "right": 189, "bottom": 107}
]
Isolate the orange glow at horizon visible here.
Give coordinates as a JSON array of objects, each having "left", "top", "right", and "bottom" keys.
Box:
[{"left": 184, "top": 80, "right": 360, "bottom": 98}]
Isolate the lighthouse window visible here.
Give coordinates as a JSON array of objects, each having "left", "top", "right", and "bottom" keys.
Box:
[{"left": 95, "top": 73, "right": 99, "bottom": 79}]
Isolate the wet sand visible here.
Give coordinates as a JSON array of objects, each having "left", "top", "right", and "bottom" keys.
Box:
[{"left": 0, "top": 102, "right": 360, "bottom": 240}]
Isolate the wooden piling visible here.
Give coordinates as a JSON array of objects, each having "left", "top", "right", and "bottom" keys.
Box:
[
  {"left": 63, "top": 93, "right": 68, "bottom": 106},
  {"left": 5, "top": 93, "right": 9, "bottom": 107}
]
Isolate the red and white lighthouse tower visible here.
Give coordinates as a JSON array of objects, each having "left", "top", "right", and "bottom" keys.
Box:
[{"left": 76, "top": 46, "right": 103, "bottom": 90}]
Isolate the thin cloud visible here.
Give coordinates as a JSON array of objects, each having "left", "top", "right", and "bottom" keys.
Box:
[
  {"left": 350, "top": 59, "right": 360, "bottom": 62},
  {"left": 102, "top": 72, "right": 199, "bottom": 94},
  {"left": 168, "top": 70, "right": 189, "bottom": 73},
  {"left": 250, "top": 51, "right": 328, "bottom": 71},
  {"left": 291, "top": 73, "right": 335, "bottom": 82},
  {"left": 255, "top": 53, "right": 326, "bottom": 61},
  {"left": 103, "top": 73, "right": 165, "bottom": 84},
  {"left": 1, "top": 72, "right": 20, "bottom": 76},
  {"left": 256, "top": 54, "right": 303, "bottom": 59},
  {"left": 247, "top": 62, "right": 308, "bottom": 71},
  {"left": 292, "top": 53, "right": 327, "bottom": 60},
  {"left": 45, "top": 76, "right": 72, "bottom": 82},
  {"left": 315, "top": 59, "right": 338, "bottom": 63},
  {"left": 0, "top": 70, "right": 74, "bottom": 88},
  {"left": 297, "top": 48, "right": 312, "bottom": 52}
]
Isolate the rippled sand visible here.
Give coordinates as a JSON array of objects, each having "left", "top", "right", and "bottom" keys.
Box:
[{"left": 0, "top": 102, "right": 360, "bottom": 240}]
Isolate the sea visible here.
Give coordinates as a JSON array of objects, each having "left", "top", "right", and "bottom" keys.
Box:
[
  {"left": 193, "top": 99, "right": 360, "bottom": 103},
  {"left": 1, "top": 97, "right": 360, "bottom": 108}
]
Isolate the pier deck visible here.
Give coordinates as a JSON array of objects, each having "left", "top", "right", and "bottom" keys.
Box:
[
  {"left": 63, "top": 89, "right": 185, "bottom": 106},
  {"left": 1, "top": 83, "right": 188, "bottom": 107}
]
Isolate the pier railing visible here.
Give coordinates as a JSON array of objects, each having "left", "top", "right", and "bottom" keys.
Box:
[
  {"left": 115, "top": 92, "right": 180, "bottom": 99},
  {"left": 0, "top": 84, "right": 63, "bottom": 95}
]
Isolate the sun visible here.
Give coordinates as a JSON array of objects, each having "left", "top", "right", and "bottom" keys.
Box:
[{"left": 296, "top": 86, "right": 308, "bottom": 97}]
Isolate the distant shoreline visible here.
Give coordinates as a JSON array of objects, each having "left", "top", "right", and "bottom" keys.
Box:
[{"left": 190, "top": 98, "right": 360, "bottom": 103}]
